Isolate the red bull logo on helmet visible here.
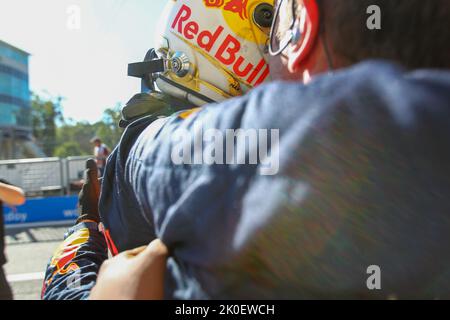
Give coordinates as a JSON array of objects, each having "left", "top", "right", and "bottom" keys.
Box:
[
  {"left": 204, "top": 0, "right": 249, "bottom": 20},
  {"left": 171, "top": 4, "right": 269, "bottom": 86},
  {"left": 204, "top": 0, "right": 225, "bottom": 7}
]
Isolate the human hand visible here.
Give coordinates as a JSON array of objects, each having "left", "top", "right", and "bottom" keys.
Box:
[
  {"left": 77, "top": 159, "right": 101, "bottom": 224},
  {"left": 0, "top": 181, "right": 25, "bottom": 207},
  {"left": 90, "top": 239, "right": 169, "bottom": 300}
]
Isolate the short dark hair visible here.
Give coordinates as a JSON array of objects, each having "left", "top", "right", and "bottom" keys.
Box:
[
  {"left": 320, "top": 0, "right": 450, "bottom": 69},
  {"left": 90, "top": 137, "right": 101, "bottom": 143}
]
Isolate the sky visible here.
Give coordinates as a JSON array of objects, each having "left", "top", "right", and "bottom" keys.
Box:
[{"left": 0, "top": 0, "right": 167, "bottom": 123}]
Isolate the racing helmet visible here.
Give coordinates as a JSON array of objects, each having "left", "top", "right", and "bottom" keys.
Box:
[{"left": 128, "top": 0, "right": 275, "bottom": 107}]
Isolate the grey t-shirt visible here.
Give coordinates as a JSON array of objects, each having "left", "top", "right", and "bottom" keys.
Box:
[{"left": 100, "top": 61, "right": 450, "bottom": 299}]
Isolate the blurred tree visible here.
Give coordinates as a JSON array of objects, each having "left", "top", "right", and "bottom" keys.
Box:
[
  {"left": 31, "top": 94, "right": 64, "bottom": 156},
  {"left": 31, "top": 93, "right": 123, "bottom": 158},
  {"left": 55, "top": 105, "right": 123, "bottom": 157},
  {"left": 54, "top": 141, "right": 83, "bottom": 157},
  {"left": 95, "top": 104, "right": 123, "bottom": 149},
  {"left": 56, "top": 121, "right": 97, "bottom": 155}
]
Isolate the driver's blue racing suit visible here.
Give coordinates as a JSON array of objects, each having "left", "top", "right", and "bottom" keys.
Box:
[{"left": 42, "top": 61, "right": 450, "bottom": 300}]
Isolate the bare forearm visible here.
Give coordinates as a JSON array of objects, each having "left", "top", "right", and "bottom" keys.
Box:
[{"left": 0, "top": 183, "right": 25, "bottom": 206}]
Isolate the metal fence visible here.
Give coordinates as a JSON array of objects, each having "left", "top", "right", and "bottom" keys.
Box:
[{"left": 0, "top": 156, "right": 91, "bottom": 197}]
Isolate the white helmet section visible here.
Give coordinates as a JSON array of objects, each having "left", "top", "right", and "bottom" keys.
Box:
[{"left": 154, "top": 0, "right": 272, "bottom": 107}]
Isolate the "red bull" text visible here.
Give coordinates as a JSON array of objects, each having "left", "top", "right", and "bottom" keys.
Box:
[{"left": 171, "top": 4, "right": 269, "bottom": 86}]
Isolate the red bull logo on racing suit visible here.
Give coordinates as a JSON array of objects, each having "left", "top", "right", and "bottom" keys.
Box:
[{"left": 41, "top": 228, "right": 90, "bottom": 297}]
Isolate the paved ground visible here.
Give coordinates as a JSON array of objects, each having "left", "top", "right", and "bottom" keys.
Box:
[{"left": 4, "top": 223, "right": 72, "bottom": 300}]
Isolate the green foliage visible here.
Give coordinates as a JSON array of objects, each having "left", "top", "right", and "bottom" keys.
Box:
[
  {"left": 96, "top": 104, "right": 124, "bottom": 150},
  {"left": 56, "top": 121, "right": 97, "bottom": 156},
  {"left": 31, "top": 94, "right": 124, "bottom": 158},
  {"left": 31, "top": 94, "right": 64, "bottom": 156},
  {"left": 54, "top": 141, "right": 83, "bottom": 158}
]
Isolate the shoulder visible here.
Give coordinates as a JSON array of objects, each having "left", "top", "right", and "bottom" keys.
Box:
[
  {"left": 137, "top": 60, "right": 450, "bottom": 148},
  {"left": 248, "top": 61, "right": 450, "bottom": 129}
]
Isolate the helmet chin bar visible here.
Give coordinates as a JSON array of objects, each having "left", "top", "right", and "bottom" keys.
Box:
[{"left": 128, "top": 48, "right": 215, "bottom": 105}]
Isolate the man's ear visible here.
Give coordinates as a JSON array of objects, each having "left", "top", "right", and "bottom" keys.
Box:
[{"left": 287, "top": 0, "right": 320, "bottom": 73}]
